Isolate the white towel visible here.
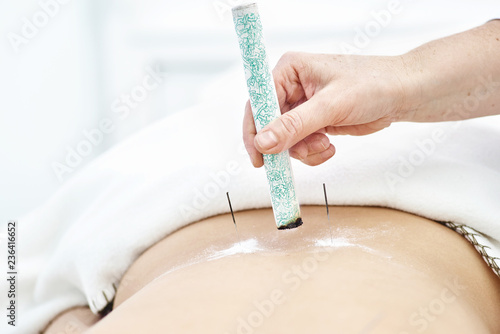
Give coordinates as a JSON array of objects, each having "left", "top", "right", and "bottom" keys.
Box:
[{"left": 9, "top": 67, "right": 500, "bottom": 333}]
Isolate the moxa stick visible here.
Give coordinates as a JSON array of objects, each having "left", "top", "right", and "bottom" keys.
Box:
[{"left": 232, "top": 3, "right": 302, "bottom": 229}]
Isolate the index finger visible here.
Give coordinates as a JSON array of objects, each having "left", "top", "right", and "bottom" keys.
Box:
[{"left": 243, "top": 100, "right": 264, "bottom": 167}]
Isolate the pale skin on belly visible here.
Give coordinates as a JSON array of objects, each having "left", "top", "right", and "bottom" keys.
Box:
[{"left": 44, "top": 206, "right": 500, "bottom": 333}]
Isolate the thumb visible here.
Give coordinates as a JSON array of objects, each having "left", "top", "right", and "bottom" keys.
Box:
[{"left": 254, "top": 98, "right": 326, "bottom": 154}]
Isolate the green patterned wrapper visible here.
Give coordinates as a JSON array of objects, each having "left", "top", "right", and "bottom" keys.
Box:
[{"left": 232, "top": 3, "right": 302, "bottom": 229}]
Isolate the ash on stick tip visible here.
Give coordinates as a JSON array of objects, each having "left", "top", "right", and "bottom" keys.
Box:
[{"left": 277, "top": 217, "right": 303, "bottom": 230}]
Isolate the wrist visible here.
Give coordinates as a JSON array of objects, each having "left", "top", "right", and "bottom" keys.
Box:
[{"left": 391, "top": 51, "right": 426, "bottom": 123}]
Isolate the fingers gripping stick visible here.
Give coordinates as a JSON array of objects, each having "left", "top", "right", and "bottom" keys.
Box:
[{"left": 232, "top": 3, "right": 302, "bottom": 229}]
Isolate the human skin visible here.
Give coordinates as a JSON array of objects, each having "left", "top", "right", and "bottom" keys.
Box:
[
  {"left": 243, "top": 19, "right": 500, "bottom": 167},
  {"left": 44, "top": 206, "right": 500, "bottom": 333}
]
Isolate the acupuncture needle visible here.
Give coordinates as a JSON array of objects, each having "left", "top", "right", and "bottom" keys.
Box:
[
  {"left": 323, "top": 183, "right": 334, "bottom": 243},
  {"left": 226, "top": 192, "right": 242, "bottom": 247}
]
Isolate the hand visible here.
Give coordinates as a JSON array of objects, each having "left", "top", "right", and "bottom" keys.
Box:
[{"left": 243, "top": 52, "right": 408, "bottom": 167}]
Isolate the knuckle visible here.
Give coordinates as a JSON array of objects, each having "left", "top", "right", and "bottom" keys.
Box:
[
  {"left": 302, "top": 157, "right": 318, "bottom": 167},
  {"left": 308, "top": 156, "right": 325, "bottom": 167},
  {"left": 279, "top": 112, "right": 304, "bottom": 137},
  {"left": 277, "top": 51, "right": 303, "bottom": 68},
  {"left": 280, "top": 51, "right": 297, "bottom": 61}
]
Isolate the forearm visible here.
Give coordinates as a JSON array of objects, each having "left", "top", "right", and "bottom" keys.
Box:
[{"left": 398, "top": 19, "right": 500, "bottom": 122}]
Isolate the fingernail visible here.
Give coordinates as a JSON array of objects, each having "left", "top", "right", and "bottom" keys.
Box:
[
  {"left": 320, "top": 146, "right": 335, "bottom": 160},
  {"left": 256, "top": 130, "right": 278, "bottom": 150},
  {"left": 321, "top": 136, "right": 330, "bottom": 149},
  {"left": 290, "top": 149, "right": 306, "bottom": 161},
  {"left": 310, "top": 139, "right": 327, "bottom": 152}
]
